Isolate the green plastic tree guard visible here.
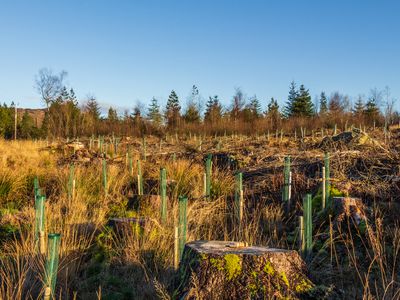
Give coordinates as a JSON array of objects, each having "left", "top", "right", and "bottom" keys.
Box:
[
  {"left": 102, "top": 158, "right": 107, "bottom": 197},
  {"left": 282, "top": 156, "right": 291, "bottom": 208},
  {"left": 34, "top": 176, "right": 40, "bottom": 201},
  {"left": 137, "top": 160, "right": 143, "bottom": 195},
  {"left": 35, "top": 194, "right": 46, "bottom": 254},
  {"left": 160, "top": 168, "right": 167, "bottom": 224},
  {"left": 303, "top": 194, "right": 312, "bottom": 256},
  {"left": 324, "top": 152, "right": 331, "bottom": 208},
  {"left": 205, "top": 154, "right": 212, "bottom": 197},
  {"left": 178, "top": 196, "right": 188, "bottom": 259},
  {"left": 322, "top": 166, "right": 326, "bottom": 210},
  {"left": 43, "top": 233, "right": 61, "bottom": 300}
]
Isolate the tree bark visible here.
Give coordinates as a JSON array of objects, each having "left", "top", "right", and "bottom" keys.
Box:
[{"left": 176, "top": 240, "right": 314, "bottom": 299}]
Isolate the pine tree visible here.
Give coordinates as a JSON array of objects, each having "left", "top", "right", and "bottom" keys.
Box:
[
  {"left": 184, "top": 85, "right": 201, "bottom": 123},
  {"left": 165, "top": 90, "right": 181, "bottom": 128},
  {"left": 183, "top": 104, "right": 201, "bottom": 123},
  {"left": 148, "top": 97, "right": 162, "bottom": 126},
  {"left": 86, "top": 97, "right": 101, "bottom": 120},
  {"left": 364, "top": 97, "right": 380, "bottom": 121},
  {"left": 265, "top": 98, "right": 280, "bottom": 130},
  {"left": 20, "top": 111, "right": 36, "bottom": 139},
  {"left": 248, "top": 95, "right": 261, "bottom": 118},
  {"left": 283, "top": 81, "right": 298, "bottom": 118},
  {"left": 107, "top": 107, "right": 118, "bottom": 122},
  {"left": 352, "top": 96, "right": 365, "bottom": 116},
  {"left": 291, "top": 84, "right": 314, "bottom": 117},
  {"left": 204, "top": 95, "right": 222, "bottom": 124},
  {"left": 59, "top": 86, "right": 69, "bottom": 103},
  {"left": 319, "top": 92, "right": 328, "bottom": 114},
  {"left": 266, "top": 98, "right": 279, "bottom": 115},
  {"left": 69, "top": 88, "right": 78, "bottom": 106},
  {"left": 204, "top": 97, "right": 214, "bottom": 122},
  {"left": 0, "top": 103, "right": 14, "bottom": 139},
  {"left": 83, "top": 96, "right": 100, "bottom": 135}
]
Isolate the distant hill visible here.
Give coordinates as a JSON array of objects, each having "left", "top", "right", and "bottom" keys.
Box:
[{"left": 17, "top": 108, "right": 46, "bottom": 127}]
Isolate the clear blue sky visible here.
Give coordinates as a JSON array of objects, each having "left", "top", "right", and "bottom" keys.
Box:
[{"left": 0, "top": 0, "right": 399, "bottom": 114}]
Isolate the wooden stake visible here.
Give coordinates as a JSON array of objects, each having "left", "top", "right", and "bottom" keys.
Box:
[
  {"left": 322, "top": 167, "right": 326, "bottom": 209},
  {"left": 174, "top": 226, "right": 179, "bottom": 270}
]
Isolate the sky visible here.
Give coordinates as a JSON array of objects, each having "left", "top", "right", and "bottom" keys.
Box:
[{"left": 0, "top": 0, "right": 399, "bottom": 114}]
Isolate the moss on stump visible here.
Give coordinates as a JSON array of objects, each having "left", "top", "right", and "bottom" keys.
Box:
[{"left": 176, "top": 240, "right": 314, "bottom": 299}]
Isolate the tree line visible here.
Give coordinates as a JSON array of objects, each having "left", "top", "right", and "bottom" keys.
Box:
[{"left": 0, "top": 69, "right": 397, "bottom": 139}]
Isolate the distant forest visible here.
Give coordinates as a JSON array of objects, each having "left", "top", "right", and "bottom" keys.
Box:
[{"left": 0, "top": 68, "right": 397, "bottom": 139}]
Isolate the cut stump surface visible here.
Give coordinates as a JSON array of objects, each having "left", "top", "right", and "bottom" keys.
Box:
[{"left": 177, "top": 240, "right": 314, "bottom": 300}]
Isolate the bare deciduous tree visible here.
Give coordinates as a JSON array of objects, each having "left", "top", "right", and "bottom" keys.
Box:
[
  {"left": 231, "top": 88, "right": 246, "bottom": 121},
  {"left": 383, "top": 86, "right": 396, "bottom": 125},
  {"left": 35, "top": 68, "right": 67, "bottom": 109}
]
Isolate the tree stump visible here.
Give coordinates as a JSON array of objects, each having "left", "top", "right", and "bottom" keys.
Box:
[
  {"left": 127, "top": 195, "right": 166, "bottom": 212},
  {"left": 177, "top": 240, "right": 314, "bottom": 299},
  {"left": 107, "top": 217, "right": 148, "bottom": 234},
  {"left": 333, "top": 197, "right": 366, "bottom": 225}
]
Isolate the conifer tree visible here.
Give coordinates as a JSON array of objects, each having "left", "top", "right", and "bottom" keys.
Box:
[
  {"left": 84, "top": 96, "right": 100, "bottom": 135},
  {"left": 266, "top": 97, "right": 280, "bottom": 130},
  {"left": 266, "top": 97, "right": 279, "bottom": 115},
  {"left": 165, "top": 90, "right": 181, "bottom": 128},
  {"left": 283, "top": 81, "right": 298, "bottom": 118},
  {"left": 107, "top": 107, "right": 118, "bottom": 122},
  {"left": 319, "top": 92, "right": 328, "bottom": 114},
  {"left": 204, "top": 95, "right": 222, "bottom": 124},
  {"left": 184, "top": 85, "right": 201, "bottom": 123},
  {"left": 364, "top": 97, "right": 380, "bottom": 121},
  {"left": 291, "top": 84, "right": 314, "bottom": 117},
  {"left": 86, "top": 97, "right": 101, "bottom": 121},
  {"left": 248, "top": 95, "right": 261, "bottom": 118},
  {"left": 0, "top": 103, "right": 14, "bottom": 138},
  {"left": 183, "top": 104, "right": 201, "bottom": 123},
  {"left": 352, "top": 96, "right": 365, "bottom": 116},
  {"left": 20, "top": 111, "right": 37, "bottom": 139},
  {"left": 69, "top": 88, "right": 78, "bottom": 105},
  {"left": 148, "top": 97, "right": 162, "bottom": 126},
  {"left": 204, "top": 96, "right": 214, "bottom": 122}
]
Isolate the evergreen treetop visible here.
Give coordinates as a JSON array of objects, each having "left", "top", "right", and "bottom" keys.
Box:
[
  {"left": 148, "top": 97, "right": 162, "bottom": 125},
  {"left": 319, "top": 92, "right": 328, "bottom": 114},
  {"left": 283, "top": 81, "right": 298, "bottom": 118}
]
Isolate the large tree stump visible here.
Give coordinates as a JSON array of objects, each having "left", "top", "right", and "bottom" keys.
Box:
[{"left": 177, "top": 240, "right": 314, "bottom": 299}]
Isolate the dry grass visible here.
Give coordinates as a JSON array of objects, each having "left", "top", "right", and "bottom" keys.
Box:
[{"left": 0, "top": 131, "right": 399, "bottom": 299}]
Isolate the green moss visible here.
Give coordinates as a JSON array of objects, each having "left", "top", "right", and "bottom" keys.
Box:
[
  {"left": 263, "top": 261, "right": 275, "bottom": 275},
  {"left": 295, "top": 279, "right": 313, "bottom": 293},
  {"left": 210, "top": 257, "right": 224, "bottom": 271},
  {"left": 279, "top": 272, "right": 289, "bottom": 287},
  {"left": 125, "top": 210, "right": 138, "bottom": 218},
  {"left": 312, "top": 185, "right": 344, "bottom": 210},
  {"left": 148, "top": 228, "right": 158, "bottom": 241},
  {"left": 0, "top": 224, "right": 19, "bottom": 241},
  {"left": 223, "top": 254, "right": 242, "bottom": 280},
  {"left": 330, "top": 186, "right": 344, "bottom": 197},
  {"left": 248, "top": 283, "right": 258, "bottom": 296}
]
